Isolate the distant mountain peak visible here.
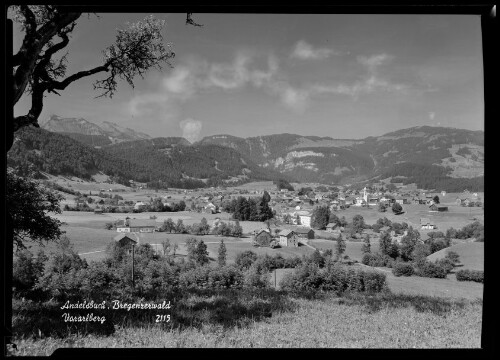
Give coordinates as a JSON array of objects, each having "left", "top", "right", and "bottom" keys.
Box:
[{"left": 41, "top": 114, "right": 152, "bottom": 142}]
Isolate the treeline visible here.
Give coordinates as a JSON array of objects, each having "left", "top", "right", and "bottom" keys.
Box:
[
  {"left": 61, "top": 132, "right": 113, "bottom": 147},
  {"left": 381, "top": 162, "right": 484, "bottom": 192},
  {"left": 8, "top": 128, "right": 287, "bottom": 190}
]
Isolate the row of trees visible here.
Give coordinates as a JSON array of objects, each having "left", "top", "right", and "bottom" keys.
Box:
[
  {"left": 224, "top": 192, "right": 274, "bottom": 222},
  {"left": 157, "top": 218, "right": 244, "bottom": 238}
]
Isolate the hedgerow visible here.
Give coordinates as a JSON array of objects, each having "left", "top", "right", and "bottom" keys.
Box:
[{"left": 456, "top": 269, "right": 484, "bottom": 283}]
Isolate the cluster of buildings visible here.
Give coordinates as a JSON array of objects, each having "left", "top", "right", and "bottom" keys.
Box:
[{"left": 253, "top": 227, "right": 315, "bottom": 248}]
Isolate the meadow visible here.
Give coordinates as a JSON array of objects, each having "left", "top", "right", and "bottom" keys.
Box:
[{"left": 11, "top": 292, "right": 482, "bottom": 354}]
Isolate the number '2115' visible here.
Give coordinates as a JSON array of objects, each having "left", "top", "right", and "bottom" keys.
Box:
[{"left": 156, "top": 314, "right": 170, "bottom": 322}]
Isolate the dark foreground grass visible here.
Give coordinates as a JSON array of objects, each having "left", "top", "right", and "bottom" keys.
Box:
[{"left": 11, "top": 289, "right": 482, "bottom": 354}]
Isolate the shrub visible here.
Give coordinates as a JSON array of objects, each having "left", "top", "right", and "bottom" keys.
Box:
[
  {"left": 235, "top": 250, "right": 258, "bottom": 270},
  {"left": 280, "top": 262, "right": 387, "bottom": 295},
  {"left": 360, "top": 270, "right": 387, "bottom": 292},
  {"left": 362, "top": 253, "right": 391, "bottom": 267},
  {"left": 178, "top": 266, "right": 212, "bottom": 289},
  {"left": 414, "top": 261, "right": 447, "bottom": 279},
  {"left": 434, "top": 258, "right": 455, "bottom": 274},
  {"left": 208, "top": 265, "right": 244, "bottom": 289},
  {"left": 142, "top": 261, "right": 180, "bottom": 297},
  {"left": 445, "top": 251, "right": 460, "bottom": 265},
  {"left": 284, "top": 256, "right": 302, "bottom": 268},
  {"left": 456, "top": 269, "right": 484, "bottom": 283},
  {"left": 279, "top": 263, "right": 323, "bottom": 293},
  {"left": 13, "top": 249, "right": 47, "bottom": 299},
  {"left": 243, "top": 264, "right": 271, "bottom": 289},
  {"left": 392, "top": 262, "right": 414, "bottom": 277}
]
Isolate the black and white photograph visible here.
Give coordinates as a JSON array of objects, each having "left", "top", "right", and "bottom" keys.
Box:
[{"left": 4, "top": 4, "right": 493, "bottom": 355}]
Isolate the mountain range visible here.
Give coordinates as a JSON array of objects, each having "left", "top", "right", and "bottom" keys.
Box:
[
  {"left": 41, "top": 115, "right": 151, "bottom": 145},
  {"left": 9, "top": 115, "right": 484, "bottom": 191}
]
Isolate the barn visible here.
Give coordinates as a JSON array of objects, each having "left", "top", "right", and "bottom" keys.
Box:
[
  {"left": 279, "top": 229, "right": 299, "bottom": 247},
  {"left": 429, "top": 204, "right": 449, "bottom": 212},
  {"left": 295, "top": 227, "right": 315, "bottom": 240},
  {"left": 127, "top": 219, "right": 158, "bottom": 233},
  {"left": 253, "top": 229, "right": 273, "bottom": 246}
]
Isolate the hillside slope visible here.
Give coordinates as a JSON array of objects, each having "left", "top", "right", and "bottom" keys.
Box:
[{"left": 427, "top": 242, "right": 484, "bottom": 271}]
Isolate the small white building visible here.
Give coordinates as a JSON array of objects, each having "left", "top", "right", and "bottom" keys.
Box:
[
  {"left": 420, "top": 218, "right": 436, "bottom": 230},
  {"left": 299, "top": 214, "right": 311, "bottom": 227}
]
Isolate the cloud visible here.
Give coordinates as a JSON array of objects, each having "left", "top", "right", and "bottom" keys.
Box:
[
  {"left": 291, "top": 40, "right": 340, "bottom": 60},
  {"left": 357, "top": 53, "right": 393, "bottom": 73},
  {"left": 128, "top": 93, "right": 169, "bottom": 117},
  {"left": 179, "top": 118, "right": 203, "bottom": 143},
  {"left": 429, "top": 111, "right": 436, "bottom": 120},
  {"left": 142, "top": 50, "right": 409, "bottom": 117}
]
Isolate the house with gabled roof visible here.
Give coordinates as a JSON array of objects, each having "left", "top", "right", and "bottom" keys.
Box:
[
  {"left": 420, "top": 218, "right": 436, "bottom": 230},
  {"left": 278, "top": 229, "right": 299, "bottom": 247},
  {"left": 253, "top": 228, "right": 273, "bottom": 247},
  {"left": 295, "top": 227, "right": 315, "bottom": 240}
]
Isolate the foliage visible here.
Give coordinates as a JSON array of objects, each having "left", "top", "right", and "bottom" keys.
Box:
[
  {"left": 13, "top": 249, "right": 47, "bottom": 299},
  {"left": 361, "top": 253, "right": 392, "bottom": 267},
  {"left": 217, "top": 240, "right": 227, "bottom": 267},
  {"left": 425, "top": 237, "right": 449, "bottom": 254},
  {"left": 335, "top": 235, "right": 346, "bottom": 260},
  {"left": 392, "top": 262, "right": 414, "bottom": 277},
  {"left": 230, "top": 196, "right": 273, "bottom": 222},
  {"left": 399, "top": 227, "right": 420, "bottom": 261},
  {"left": 362, "top": 235, "right": 371, "bottom": 254},
  {"left": 351, "top": 214, "right": 365, "bottom": 233},
  {"left": 274, "top": 179, "right": 294, "bottom": 191},
  {"left": 392, "top": 202, "right": 403, "bottom": 214},
  {"left": 378, "top": 231, "right": 395, "bottom": 258},
  {"left": 179, "top": 265, "right": 244, "bottom": 290},
  {"left": 11, "top": 7, "right": 176, "bottom": 131},
  {"left": 455, "top": 269, "right": 484, "bottom": 283},
  {"left": 445, "top": 251, "right": 460, "bottom": 265},
  {"left": 235, "top": 251, "right": 258, "bottom": 271},
  {"left": 311, "top": 205, "right": 330, "bottom": 230},
  {"left": 411, "top": 243, "right": 431, "bottom": 265},
  {"left": 413, "top": 260, "right": 447, "bottom": 279},
  {"left": 6, "top": 170, "right": 64, "bottom": 250},
  {"left": 280, "top": 262, "right": 386, "bottom": 295}
]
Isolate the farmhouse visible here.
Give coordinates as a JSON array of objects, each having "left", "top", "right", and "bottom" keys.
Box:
[
  {"left": 429, "top": 204, "right": 449, "bottom": 212},
  {"left": 295, "top": 227, "right": 315, "bottom": 240},
  {"left": 134, "top": 201, "right": 147, "bottom": 211},
  {"left": 204, "top": 203, "right": 217, "bottom": 214},
  {"left": 253, "top": 229, "right": 273, "bottom": 246},
  {"left": 279, "top": 229, "right": 300, "bottom": 247},
  {"left": 127, "top": 219, "right": 158, "bottom": 233},
  {"left": 325, "top": 223, "right": 338, "bottom": 232},
  {"left": 420, "top": 218, "right": 436, "bottom": 230},
  {"left": 114, "top": 234, "right": 137, "bottom": 254}
]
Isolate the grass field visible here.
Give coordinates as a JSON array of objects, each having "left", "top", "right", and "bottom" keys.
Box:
[
  {"left": 427, "top": 242, "right": 484, "bottom": 271},
  {"left": 336, "top": 203, "right": 483, "bottom": 233},
  {"left": 11, "top": 293, "right": 482, "bottom": 354}
]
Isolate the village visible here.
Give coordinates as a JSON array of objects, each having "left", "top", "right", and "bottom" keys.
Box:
[{"left": 47, "top": 175, "right": 483, "bottom": 261}]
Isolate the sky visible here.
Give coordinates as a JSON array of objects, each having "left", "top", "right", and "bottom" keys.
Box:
[{"left": 12, "top": 12, "right": 484, "bottom": 142}]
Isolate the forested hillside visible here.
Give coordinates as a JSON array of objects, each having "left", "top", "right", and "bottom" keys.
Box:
[{"left": 8, "top": 127, "right": 291, "bottom": 189}]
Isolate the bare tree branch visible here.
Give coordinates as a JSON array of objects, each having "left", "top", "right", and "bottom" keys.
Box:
[
  {"left": 186, "top": 13, "right": 203, "bottom": 27},
  {"left": 13, "top": 10, "right": 81, "bottom": 104}
]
